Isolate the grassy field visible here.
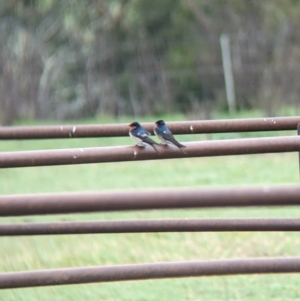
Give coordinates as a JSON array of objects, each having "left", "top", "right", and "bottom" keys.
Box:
[{"left": 1, "top": 113, "right": 300, "bottom": 300}]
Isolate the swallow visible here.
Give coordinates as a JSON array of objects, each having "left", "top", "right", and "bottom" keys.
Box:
[
  {"left": 154, "top": 119, "right": 186, "bottom": 154},
  {"left": 128, "top": 121, "right": 161, "bottom": 154}
]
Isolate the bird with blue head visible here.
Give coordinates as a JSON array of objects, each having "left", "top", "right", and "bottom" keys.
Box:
[
  {"left": 154, "top": 120, "right": 186, "bottom": 154},
  {"left": 128, "top": 121, "right": 161, "bottom": 154}
]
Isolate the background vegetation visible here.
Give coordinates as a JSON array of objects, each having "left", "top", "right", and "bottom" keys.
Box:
[{"left": 1, "top": 0, "right": 300, "bottom": 124}]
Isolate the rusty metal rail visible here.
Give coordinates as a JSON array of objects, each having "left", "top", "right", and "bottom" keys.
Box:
[
  {"left": 1, "top": 257, "right": 300, "bottom": 289},
  {"left": 1, "top": 186, "right": 300, "bottom": 216},
  {"left": 1, "top": 136, "right": 300, "bottom": 168},
  {"left": 1, "top": 116, "right": 300, "bottom": 139},
  {"left": 1, "top": 218, "right": 300, "bottom": 235}
]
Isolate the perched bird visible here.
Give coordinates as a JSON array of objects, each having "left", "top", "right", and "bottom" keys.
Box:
[
  {"left": 128, "top": 121, "right": 161, "bottom": 154},
  {"left": 154, "top": 119, "right": 186, "bottom": 154}
]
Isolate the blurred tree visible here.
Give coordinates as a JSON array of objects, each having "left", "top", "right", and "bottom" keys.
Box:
[{"left": 1, "top": 0, "right": 300, "bottom": 123}]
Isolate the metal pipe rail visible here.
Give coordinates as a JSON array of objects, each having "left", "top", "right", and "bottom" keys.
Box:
[
  {"left": 1, "top": 257, "right": 300, "bottom": 289},
  {"left": 1, "top": 116, "right": 300, "bottom": 139},
  {"left": 1, "top": 186, "right": 300, "bottom": 216},
  {"left": 1, "top": 218, "right": 300, "bottom": 235},
  {"left": 1, "top": 135, "right": 300, "bottom": 168}
]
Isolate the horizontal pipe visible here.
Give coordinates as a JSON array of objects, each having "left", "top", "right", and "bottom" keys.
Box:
[
  {"left": 1, "top": 257, "right": 300, "bottom": 289},
  {"left": 1, "top": 218, "right": 300, "bottom": 236},
  {"left": 1, "top": 135, "right": 300, "bottom": 168},
  {"left": 1, "top": 116, "right": 300, "bottom": 139},
  {"left": 1, "top": 186, "right": 300, "bottom": 216}
]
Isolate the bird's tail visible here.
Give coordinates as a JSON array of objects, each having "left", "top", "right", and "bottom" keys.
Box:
[
  {"left": 174, "top": 142, "right": 186, "bottom": 155},
  {"left": 179, "top": 146, "right": 187, "bottom": 155},
  {"left": 151, "top": 143, "right": 162, "bottom": 155}
]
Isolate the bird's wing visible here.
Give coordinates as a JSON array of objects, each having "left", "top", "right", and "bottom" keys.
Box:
[
  {"left": 154, "top": 126, "right": 171, "bottom": 135},
  {"left": 136, "top": 129, "right": 150, "bottom": 138},
  {"left": 159, "top": 132, "right": 185, "bottom": 148},
  {"left": 139, "top": 135, "right": 159, "bottom": 145},
  {"left": 131, "top": 130, "right": 158, "bottom": 145}
]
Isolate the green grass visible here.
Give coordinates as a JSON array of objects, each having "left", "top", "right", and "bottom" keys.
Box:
[{"left": 1, "top": 113, "right": 300, "bottom": 300}]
